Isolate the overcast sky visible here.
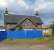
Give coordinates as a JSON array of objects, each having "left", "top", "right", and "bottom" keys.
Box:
[{"left": 0, "top": 0, "right": 54, "bottom": 25}]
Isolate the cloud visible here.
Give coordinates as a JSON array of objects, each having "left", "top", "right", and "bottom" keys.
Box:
[
  {"left": 0, "top": 0, "right": 7, "bottom": 8},
  {"left": 17, "top": 0, "right": 26, "bottom": 7},
  {"left": 6, "top": 0, "right": 35, "bottom": 16},
  {"left": 33, "top": 0, "right": 54, "bottom": 11},
  {"left": 0, "top": 0, "right": 54, "bottom": 15},
  {"left": 24, "top": 0, "right": 36, "bottom": 5},
  {"left": 45, "top": 0, "right": 54, "bottom": 2},
  {"left": 0, "top": 0, "right": 54, "bottom": 25}
]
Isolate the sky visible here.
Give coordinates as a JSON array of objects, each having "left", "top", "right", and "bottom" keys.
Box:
[{"left": 0, "top": 0, "right": 54, "bottom": 25}]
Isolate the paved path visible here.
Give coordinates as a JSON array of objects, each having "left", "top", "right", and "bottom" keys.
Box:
[{"left": 0, "top": 44, "right": 53, "bottom": 50}]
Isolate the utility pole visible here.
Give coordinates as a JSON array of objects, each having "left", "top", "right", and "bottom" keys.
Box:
[{"left": 0, "top": 8, "right": 4, "bottom": 26}]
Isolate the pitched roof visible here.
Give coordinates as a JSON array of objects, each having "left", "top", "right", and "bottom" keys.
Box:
[{"left": 4, "top": 14, "right": 43, "bottom": 25}]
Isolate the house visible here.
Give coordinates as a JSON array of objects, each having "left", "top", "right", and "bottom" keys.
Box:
[{"left": 4, "top": 9, "right": 43, "bottom": 31}]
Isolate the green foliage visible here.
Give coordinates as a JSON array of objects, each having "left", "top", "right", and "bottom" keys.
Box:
[
  {"left": 16, "top": 26, "right": 23, "bottom": 30},
  {"left": 50, "top": 22, "right": 54, "bottom": 36}
]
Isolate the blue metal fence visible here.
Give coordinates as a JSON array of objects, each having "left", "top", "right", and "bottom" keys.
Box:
[
  {"left": 0, "top": 30, "right": 43, "bottom": 41},
  {"left": 7, "top": 30, "right": 43, "bottom": 39},
  {"left": 0, "top": 31, "right": 7, "bottom": 41}
]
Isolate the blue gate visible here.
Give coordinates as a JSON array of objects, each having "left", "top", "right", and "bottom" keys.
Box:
[
  {"left": 0, "top": 31, "right": 7, "bottom": 41},
  {"left": 7, "top": 30, "right": 43, "bottom": 39}
]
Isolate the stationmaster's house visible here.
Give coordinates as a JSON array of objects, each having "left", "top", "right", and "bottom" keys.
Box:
[{"left": 4, "top": 9, "right": 43, "bottom": 31}]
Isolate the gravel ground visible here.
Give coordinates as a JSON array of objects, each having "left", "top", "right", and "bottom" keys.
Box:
[{"left": 0, "top": 44, "right": 53, "bottom": 50}]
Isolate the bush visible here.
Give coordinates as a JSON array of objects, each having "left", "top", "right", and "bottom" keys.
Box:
[{"left": 16, "top": 26, "right": 23, "bottom": 30}]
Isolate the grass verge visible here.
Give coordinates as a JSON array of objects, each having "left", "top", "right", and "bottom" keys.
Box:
[{"left": 3, "top": 38, "right": 49, "bottom": 45}]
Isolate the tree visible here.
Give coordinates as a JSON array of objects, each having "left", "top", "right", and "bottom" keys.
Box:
[{"left": 50, "top": 22, "right": 54, "bottom": 36}]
